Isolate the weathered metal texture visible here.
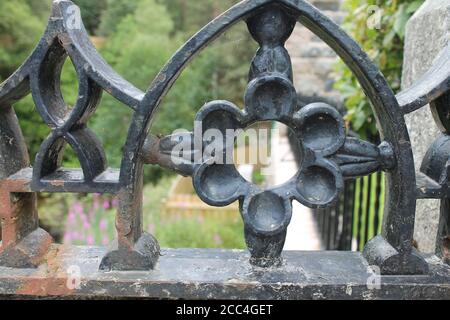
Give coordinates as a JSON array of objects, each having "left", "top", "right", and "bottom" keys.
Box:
[
  {"left": 331, "top": 139, "right": 395, "bottom": 179},
  {"left": 397, "top": 43, "right": 450, "bottom": 268},
  {"left": 418, "top": 91, "right": 450, "bottom": 267},
  {"left": 0, "top": 0, "right": 159, "bottom": 271},
  {"left": 0, "top": 0, "right": 448, "bottom": 286},
  {"left": 397, "top": 44, "right": 450, "bottom": 115},
  {"left": 438, "top": 199, "right": 450, "bottom": 265},
  {"left": 0, "top": 93, "right": 53, "bottom": 267},
  {"left": 140, "top": 0, "right": 430, "bottom": 274},
  {"left": 0, "top": 246, "right": 449, "bottom": 300}
]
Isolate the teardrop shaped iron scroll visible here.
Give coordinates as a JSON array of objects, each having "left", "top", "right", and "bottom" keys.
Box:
[
  {"left": 30, "top": 37, "right": 106, "bottom": 188},
  {"left": 0, "top": 0, "right": 159, "bottom": 270},
  {"left": 17, "top": 0, "right": 144, "bottom": 194}
]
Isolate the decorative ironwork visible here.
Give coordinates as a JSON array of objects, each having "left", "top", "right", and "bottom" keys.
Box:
[{"left": 0, "top": 0, "right": 449, "bottom": 277}]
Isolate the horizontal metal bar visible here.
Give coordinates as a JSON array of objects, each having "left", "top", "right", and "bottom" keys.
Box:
[
  {"left": 0, "top": 246, "right": 448, "bottom": 299},
  {"left": 1, "top": 168, "right": 120, "bottom": 194}
]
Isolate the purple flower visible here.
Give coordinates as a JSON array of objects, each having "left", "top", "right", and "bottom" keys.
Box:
[
  {"left": 112, "top": 198, "right": 119, "bottom": 208},
  {"left": 79, "top": 211, "right": 88, "bottom": 223},
  {"left": 72, "top": 231, "right": 81, "bottom": 240},
  {"left": 88, "top": 207, "right": 95, "bottom": 220},
  {"left": 93, "top": 198, "right": 100, "bottom": 210},
  {"left": 102, "top": 200, "right": 110, "bottom": 210},
  {"left": 87, "top": 235, "right": 95, "bottom": 246},
  {"left": 63, "top": 232, "right": 73, "bottom": 244},
  {"left": 67, "top": 211, "right": 76, "bottom": 225},
  {"left": 72, "top": 201, "right": 83, "bottom": 214}
]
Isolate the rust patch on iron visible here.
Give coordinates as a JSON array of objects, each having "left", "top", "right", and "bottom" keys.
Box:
[
  {"left": 0, "top": 178, "right": 32, "bottom": 193},
  {"left": 16, "top": 245, "right": 76, "bottom": 297},
  {"left": 154, "top": 72, "right": 167, "bottom": 85},
  {"left": 16, "top": 277, "right": 75, "bottom": 297},
  {"left": 49, "top": 180, "right": 65, "bottom": 187},
  {"left": 141, "top": 136, "right": 160, "bottom": 164}
]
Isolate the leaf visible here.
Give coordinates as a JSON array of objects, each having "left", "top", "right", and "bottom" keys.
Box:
[
  {"left": 382, "top": 29, "right": 396, "bottom": 48},
  {"left": 393, "top": 5, "right": 409, "bottom": 38},
  {"left": 407, "top": 1, "right": 423, "bottom": 14},
  {"left": 353, "top": 111, "right": 367, "bottom": 131},
  {"left": 331, "top": 0, "right": 422, "bottom": 136},
  {"left": 379, "top": 51, "right": 387, "bottom": 69}
]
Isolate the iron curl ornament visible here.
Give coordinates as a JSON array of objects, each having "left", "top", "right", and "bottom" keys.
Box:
[
  {"left": 193, "top": 99, "right": 349, "bottom": 266},
  {"left": 182, "top": 7, "right": 397, "bottom": 267},
  {"left": 1, "top": 0, "right": 448, "bottom": 276}
]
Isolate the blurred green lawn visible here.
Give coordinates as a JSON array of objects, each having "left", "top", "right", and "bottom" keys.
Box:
[{"left": 142, "top": 177, "right": 246, "bottom": 249}]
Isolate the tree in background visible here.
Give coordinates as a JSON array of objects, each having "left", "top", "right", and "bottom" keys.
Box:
[
  {"left": 161, "top": 0, "right": 256, "bottom": 107},
  {"left": 0, "top": 0, "right": 258, "bottom": 183},
  {"left": 90, "top": 0, "right": 216, "bottom": 182},
  {"left": 0, "top": 0, "right": 51, "bottom": 163},
  {"left": 0, "top": 0, "right": 48, "bottom": 77},
  {"left": 93, "top": 0, "right": 257, "bottom": 183},
  {"left": 73, "top": 0, "right": 107, "bottom": 34},
  {"left": 98, "top": 0, "right": 139, "bottom": 36},
  {"left": 334, "top": 0, "right": 424, "bottom": 139},
  {"left": 1, "top": 0, "right": 106, "bottom": 164},
  {"left": 25, "top": 0, "right": 52, "bottom": 22}
]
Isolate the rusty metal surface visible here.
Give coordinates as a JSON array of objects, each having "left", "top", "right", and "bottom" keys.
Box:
[{"left": 0, "top": 246, "right": 449, "bottom": 299}]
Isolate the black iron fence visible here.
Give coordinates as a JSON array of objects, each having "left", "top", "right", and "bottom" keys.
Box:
[
  {"left": 289, "top": 108, "right": 385, "bottom": 252},
  {"left": 314, "top": 173, "right": 384, "bottom": 251},
  {"left": 0, "top": 0, "right": 448, "bottom": 299}
]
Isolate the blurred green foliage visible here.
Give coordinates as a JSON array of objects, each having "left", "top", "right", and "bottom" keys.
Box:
[
  {"left": 0, "top": 0, "right": 255, "bottom": 183},
  {"left": 0, "top": 0, "right": 51, "bottom": 164},
  {"left": 98, "top": 0, "right": 139, "bottom": 36},
  {"left": 73, "top": 0, "right": 107, "bottom": 34},
  {"left": 334, "top": 0, "right": 423, "bottom": 138},
  {"left": 0, "top": 0, "right": 49, "bottom": 75},
  {"left": 93, "top": 0, "right": 212, "bottom": 171}
]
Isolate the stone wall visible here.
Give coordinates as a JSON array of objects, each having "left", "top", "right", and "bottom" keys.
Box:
[
  {"left": 286, "top": 0, "right": 344, "bottom": 105},
  {"left": 402, "top": 0, "right": 450, "bottom": 253},
  {"left": 288, "top": 0, "right": 450, "bottom": 253}
]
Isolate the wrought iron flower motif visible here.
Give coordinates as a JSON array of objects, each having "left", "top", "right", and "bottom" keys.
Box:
[{"left": 192, "top": 77, "right": 346, "bottom": 236}]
